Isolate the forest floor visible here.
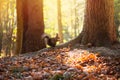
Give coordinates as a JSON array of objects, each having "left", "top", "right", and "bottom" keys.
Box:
[{"left": 0, "top": 46, "right": 120, "bottom": 80}]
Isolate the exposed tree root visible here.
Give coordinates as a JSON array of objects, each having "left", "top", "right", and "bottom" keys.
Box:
[{"left": 21, "top": 32, "right": 120, "bottom": 57}]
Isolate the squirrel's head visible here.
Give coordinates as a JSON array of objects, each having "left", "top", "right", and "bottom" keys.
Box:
[
  {"left": 55, "top": 33, "right": 60, "bottom": 42},
  {"left": 50, "top": 33, "right": 60, "bottom": 46}
]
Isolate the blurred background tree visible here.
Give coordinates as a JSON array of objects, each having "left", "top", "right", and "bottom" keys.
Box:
[
  {"left": 0, "top": 0, "right": 16, "bottom": 57},
  {"left": 44, "top": 0, "right": 85, "bottom": 42},
  {"left": 114, "top": 0, "right": 120, "bottom": 40}
]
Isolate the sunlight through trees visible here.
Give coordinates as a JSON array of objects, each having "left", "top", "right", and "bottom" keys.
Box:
[{"left": 0, "top": 0, "right": 120, "bottom": 56}]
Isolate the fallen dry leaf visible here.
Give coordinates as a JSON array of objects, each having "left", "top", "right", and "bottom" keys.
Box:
[{"left": 0, "top": 48, "right": 120, "bottom": 80}]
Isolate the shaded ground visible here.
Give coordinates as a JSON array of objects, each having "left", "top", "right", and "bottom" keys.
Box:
[{"left": 0, "top": 47, "right": 120, "bottom": 80}]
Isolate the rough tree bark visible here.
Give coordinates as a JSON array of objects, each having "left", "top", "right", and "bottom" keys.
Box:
[
  {"left": 16, "top": 0, "right": 46, "bottom": 54},
  {"left": 57, "top": 0, "right": 117, "bottom": 48},
  {"left": 80, "top": 0, "right": 117, "bottom": 46}
]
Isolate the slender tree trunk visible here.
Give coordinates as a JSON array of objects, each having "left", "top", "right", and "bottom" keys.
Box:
[
  {"left": 57, "top": 0, "right": 63, "bottom": 43},
  {"left": 16, "top": 0, "right": 24, "bottom": 55},
  {"left": 0, "top": 2, "right": 3, "bottom": 55},
  {"left": 80, "top": 0, "right": 117, "bottom": 46},
  {"left": 74, "top": 0, "right": 77, "bottom": 37},
  {"left": 0, "top": 19, "right": 3, "bottom": 55}
]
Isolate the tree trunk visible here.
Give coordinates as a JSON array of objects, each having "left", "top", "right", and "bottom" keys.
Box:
[
  {"left": 0, "top": 21, "right": 3, "bottom": 55},
  {"left": 55, "top": 0, "right": 117, "bottom": 49},
  {"left": 16, "top": 0, "right": 46, "bottom": 54},
  {"left": 22, "top": 0, "right": 46, "bottom": 53},
  {"left": 80, "top": 0, "right": 117, "bottom": 46},
  {"left": 57, "top": 0, "right": 63, "bottom": 43},
  {"left": 0, "top": 2, "right": 3, "bottom": 55},
  {"left": 16, "top": 0, "right": 24, "bottom": 55}
]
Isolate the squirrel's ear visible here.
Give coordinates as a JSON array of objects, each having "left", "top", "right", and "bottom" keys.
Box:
[
  {"left": 56, "top": 33, "right": 58, "bottom": 37},
  {"left": 55, "top": 33, "right": 60, "bottom": 41}
]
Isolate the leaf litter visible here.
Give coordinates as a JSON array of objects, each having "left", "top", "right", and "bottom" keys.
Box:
[{"left": 0, "top": 47, "right": 120, "bottom": 80}]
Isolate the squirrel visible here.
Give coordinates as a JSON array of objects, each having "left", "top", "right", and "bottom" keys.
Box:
[{"left": 42, "top": 33, "right": 60, "bottom": 47}]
